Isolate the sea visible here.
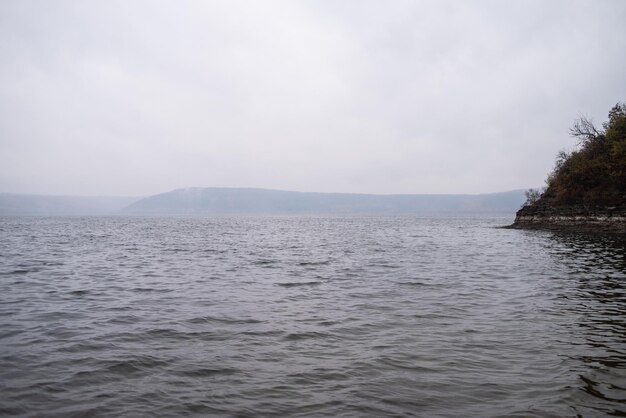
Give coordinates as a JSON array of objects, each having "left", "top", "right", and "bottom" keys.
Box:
[{"left": 0, "top": 215, "right": 624, "bottom": 417}]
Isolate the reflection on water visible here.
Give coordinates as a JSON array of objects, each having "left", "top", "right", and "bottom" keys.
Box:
[{"left": 547, "top": 232, "right": 626, "bottom": 416}]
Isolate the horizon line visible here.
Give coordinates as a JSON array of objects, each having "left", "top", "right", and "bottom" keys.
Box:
[{"left": 0, "top": 186, "right": 531, "bottom": 199}]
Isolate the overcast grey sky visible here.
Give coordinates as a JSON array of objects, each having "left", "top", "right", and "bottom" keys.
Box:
[{"left": 1, "top": 0, "right": 625, "bottom": 196}]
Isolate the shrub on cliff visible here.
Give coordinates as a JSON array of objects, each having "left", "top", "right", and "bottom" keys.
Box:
[
  {"left": 538, "top": 102, "right": 626, "bottom": 208},
  {"left": 523, "top": 188, "right": 542, "bottom": 206}
]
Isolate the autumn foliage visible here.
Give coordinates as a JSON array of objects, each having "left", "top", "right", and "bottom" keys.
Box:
[{"left": 538, "top": 102, "right": 626, "bottom": 208}]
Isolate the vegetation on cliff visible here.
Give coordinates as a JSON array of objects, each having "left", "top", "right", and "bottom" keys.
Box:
[{"left": 525, "top": 102, "right": 626, "bottom": 209}]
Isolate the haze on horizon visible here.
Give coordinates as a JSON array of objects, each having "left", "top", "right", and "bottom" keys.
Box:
[{"left": 1, "top": 0, "right": 625, "bottom": 198}]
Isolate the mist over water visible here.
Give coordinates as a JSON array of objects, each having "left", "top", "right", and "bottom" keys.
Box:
[{"left": 0, "top": 216, "right": 624, "bottom": 417}]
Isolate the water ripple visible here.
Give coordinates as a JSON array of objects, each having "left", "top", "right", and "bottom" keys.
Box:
[{"left": 0, "top": 215, "right": 624, "bottom": 417}]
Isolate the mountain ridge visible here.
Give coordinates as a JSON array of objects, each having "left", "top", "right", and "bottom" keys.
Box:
[
  {"left": 123, "top": 187, "right": 526, "bottom": 215},
  {"left": 1, "top": 188, "right": 528, "bottom": 216},
  {"left": 0, "top": 193, "right": 141, "bottom": 216}
]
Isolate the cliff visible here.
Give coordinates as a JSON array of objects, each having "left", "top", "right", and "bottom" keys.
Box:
[
  {"left": 513, "top": 200, "right": 626, "bottom": 233},
  {"left": 511, "top": 102, "right": 626, "bottom": 233}
]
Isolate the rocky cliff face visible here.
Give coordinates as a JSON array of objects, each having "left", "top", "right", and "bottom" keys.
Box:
[{"left": 512, "top": 200, "right": 626, "bottom": 233}]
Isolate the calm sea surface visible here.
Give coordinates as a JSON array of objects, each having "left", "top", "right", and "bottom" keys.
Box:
[{"left": 0, "top": 215, "right": 624, "bottom": 417}]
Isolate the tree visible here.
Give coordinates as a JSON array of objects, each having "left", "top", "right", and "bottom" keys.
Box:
[
  {"left": 523, "top": 188, "right": 542, "bottom": 207},
  {"left": 540, "top": 103, "right": 626, "bottom": 207},
  {"left": 604, "top": 102, "right": 626, "bottom": 131},
  {"left": 569, "top": 115, "right": 602, "bottom": 146},
  {"left": 537, "top": 101, "right": 625, "bottom": 207}
]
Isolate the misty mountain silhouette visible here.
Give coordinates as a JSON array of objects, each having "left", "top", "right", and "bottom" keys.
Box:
[{"left": 122, "top": 187, "right": 526, "bottom": 215}]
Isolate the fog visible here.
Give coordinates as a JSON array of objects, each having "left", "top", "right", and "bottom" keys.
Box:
[{"left": 1, "top": 0, "right": 625, "bottom": 196}]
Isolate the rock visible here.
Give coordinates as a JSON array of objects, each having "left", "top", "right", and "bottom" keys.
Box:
[{"left": 510, "top": 200, "right": 626, "bottom": 233}]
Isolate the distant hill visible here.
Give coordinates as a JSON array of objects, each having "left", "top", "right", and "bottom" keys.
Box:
[
  {"left": 0, "top": 194, "right": 140, "bottom": 216},
  {"left": 123, "top": 187, "right": 526, "bottom": 215}
]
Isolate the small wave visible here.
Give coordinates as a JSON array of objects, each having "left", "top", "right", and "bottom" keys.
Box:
[
  {"left": 1, "top": 269, "right": 32, "bottom": 275},
  {"left": 131, "top": 287, "right": 171, "bottom": 293},
  {"left": 101, "top": 356, "right": 169, "bottom": 376},
  {"left": 284, "top": 331, "right": 329, "bottom": 341},
  {"left": 118, "top": 328, "right": 229, "bottom": 342},
  {"left": 397, "top": 280, "right": 432, "bottom": 287},
  {"left": 58, "top": 341, "right": 112, "bottom": 353},
  {"left": 175, "top": 367, "right": 240, "bottom": 378},
  {"left": 105, "top": 314, "right": 143, "bottom": 325},
  {"left": 317, "top": 320, "right": 339, "bottom": 327},
  {"left": 297, "top": 260, "right": 330, "bottom": 266},
  {"left": 0, "top": 329, "right": 22, "bottom": 339},
  {"left": 253, "top": 259, "right": 278, "bottom": 266},
  {"left": 288, "top": 370, "right": 350, "bottom": 383},
  {"left": 276, "top": 281, "right": 323, "bottom": 288},
  {"left": 164, "top": 248, "right": 188, "bottom": 252},
  {"left": 367, "top": 262, "right": 400, "bottom": 269},
  {"left": 144, "top": 328, "right": 190, "bottom": 339},
  {"left": 239, "top": 329, "right": 284, "bottom": 337},
  {"left": 187, "top": 316, "right": 263, "bottom": 325},
  {"left": 0, "top": 405, "right": 28, "bottom": 416}
]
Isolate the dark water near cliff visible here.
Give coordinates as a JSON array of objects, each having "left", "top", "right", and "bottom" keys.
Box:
[{"left": 0, "top": 216, "right": 624, "bottom": 417}]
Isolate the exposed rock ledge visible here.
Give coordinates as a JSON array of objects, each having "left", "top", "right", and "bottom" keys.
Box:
[{"left": 509, "top": 203, "right": 626, "bottom": 233}]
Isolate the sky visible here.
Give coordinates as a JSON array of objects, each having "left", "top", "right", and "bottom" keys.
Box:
[{"left": 1, "top": 0, "right": 625, "bottom": 197}]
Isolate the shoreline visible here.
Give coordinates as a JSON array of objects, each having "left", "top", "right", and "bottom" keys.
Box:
[{"left": 507, "top": 209, "right": 626, "bottom": 234}]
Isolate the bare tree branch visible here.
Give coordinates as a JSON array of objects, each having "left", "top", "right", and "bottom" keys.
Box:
[{"left": 569, "top": 116, "right": 602, "bottom": 145}]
